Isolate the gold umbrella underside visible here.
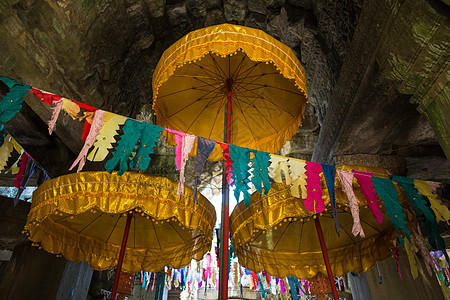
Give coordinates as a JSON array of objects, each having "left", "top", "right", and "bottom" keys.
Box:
[
  {"left": 24, "top": 172, "right": 216, "bottom": 272},
  {"left": 152, "top": 24, "right": 308, "bottom": 160},
  {"left": 230, "top": 165, "right": 413, "bottom": 279}
]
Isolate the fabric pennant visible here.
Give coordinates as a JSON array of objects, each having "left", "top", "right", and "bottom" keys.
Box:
[
  {"left": 414, "top": 180, "right": 450, "bottom": 222},
  {"left": 393, "top": 175, "right": 445, "bottom": 250},
  {"left": 30, "top": 88, "right": 62, "bottom": 105},
  {"left": 14, "top": 156, "right": 36, "bottom": 206},
  {"left": 251, "top": 150, "right": 271, "bottom": 195},
  {"left": 0, "top": 135, "right": 14, "bottom": 171},
  {"left": 337, "top": 170, "right": 365, "bottom": 237},
  {"left": 70, "top": 110, "right": 106, "bottom": 172},
  {"left": 193, "top": 137, "right": 216, "bottom": 203},
  {"left": 165, "top": 129, "right": 185, "bottom": 170},
  {"left": 177, "top": 134, "right": 195, "bottom": 195},
  {"left": 268, "top": 155, "right": 291, "bottom": 184},
  {"left": 87, "top": 112, "right": 128, "bottom": 162},
  {"left": 404, "top": 238, "right": 419, "bottom": 279},
  {"left": 322, "top": 164, "right": 341, "bottom": 235},
  {"left": 411, "top": 224, "right": 437, "bottom": 276},
  {"left": 48, "top": 99, "right": 63, "bottom": 135},
  {"left": 105, "top": 119, "right": 145, "bottom": 175},
  {"left": 14, "top": 152, "right": 29, "bottom": 188},
  {"left": 129, "top": 123, "right": 164, "bottom": 172},
  {"left": 304, "top": 161, "right": 325, "bottom": 213},
  {"left": 288, "top": 158, "right": 307, "bottom": 199},
  {"left": 0, "top": 77, "right": 31, "bottom": 122},
  {"left": 0, "top": 124, "right": 6, "bottom": 148},
  {"left": 229, "top": 144, "right": 251, "bottom": 207},
  {"left": 353, "top": 169, "right": 383, "bottom": 223},
  {"left": 372, "top": 176, "right": 410, "bottom": 245},
  {"left": 219, "top": 143, "right": 234, "bottom": 185}
]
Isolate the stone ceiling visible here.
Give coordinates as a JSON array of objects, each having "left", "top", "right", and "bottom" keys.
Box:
[{"left": 0, "top": 0, "right": 449, "bottom": 188}]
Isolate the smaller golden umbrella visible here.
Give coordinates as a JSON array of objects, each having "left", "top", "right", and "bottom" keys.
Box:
[
  {"left": 230, "top": 166, "right": 413, "bottom": 280},
  {"left": 23, "top": 172, "right": 216, "bottom": 297}
]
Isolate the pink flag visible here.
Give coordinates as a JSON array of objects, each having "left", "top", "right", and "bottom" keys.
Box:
[
  {"left": 166, "top": 128, "right": 185, "bottom": 170},
  {"left": 304, "top": 161, "right": 325, "bottom": 213},
  {"left": 353, "top": 169, "right": 383, "bottom": 223}
]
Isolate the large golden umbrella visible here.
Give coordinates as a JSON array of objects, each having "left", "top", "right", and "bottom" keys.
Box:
[
  {"left": 23, "top": 172, "right": 216, "bottom": 298},
  {"left": 152, "top": 24, "right": 307, "bottom": 299},
  {"left": 230, "top": 166, "right": 413, "bottom": 286}
]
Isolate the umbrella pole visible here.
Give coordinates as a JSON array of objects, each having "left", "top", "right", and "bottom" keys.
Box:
[
  {"left": 314, "top": 217, "right": 339, "bottom": 300},
  {"left": 111, "top": 211, "right": 133, "bottom": 300},
  {"left": 219, "top": 79, "right": 233, "bottom": 300}
]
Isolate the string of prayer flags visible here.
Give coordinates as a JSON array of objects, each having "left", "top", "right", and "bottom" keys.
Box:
[
  {"left": 393, "top": 175, "right": 445, "bottom": 251},
  {"left": 353, "top": 169, "right": 383, "bottom": 223},
  {"left": 48, "top": 99, "right": 63, "bottom": 135},
  {"left": 229, "top": 144, "right": 251, "bottom": 207},
  {"left": 304, "top": 161, "right": 325, "bottom": 213},
  {"left": 0, "top": 77, "right": 31, "bottom": 123},
  {"left": 30, "top": 88, "right": 62, "bottom": 105},
  {"left": 322, "top": 164, "right": 341, "bottom": 235},
  {"left": 337, "top": 170, "right": 365, "bottom": 237},
  {"left": 414, "top": 180, "right": 450, "bottom": 222},
  {"left": 87, "top": 112, "right": 127, "bottom": 162},
  {"left": 129, "top": 122, "right": 164, "bottom": 172},
  {"left": 372, "top": 177, "right": 410, "bottom": 245},
  {"left": 177, "top": 134, "right": 195, "bottom": 195},
  {"left": 193, "top": 137, "right": 216, "bottom": 203},
  {"left": 70, "top": 110, "right": 106, "bottom": 172},
  {"left": 289, "top": 158, "right": 307, "bottom": 199},
  {"left": 250, "top": 150, "right": 271, "bottom": 195}
]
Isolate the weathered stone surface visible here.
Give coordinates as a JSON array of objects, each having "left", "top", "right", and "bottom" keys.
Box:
[{"left": 223, "top": 0, "right": 247, "bottom": 22}]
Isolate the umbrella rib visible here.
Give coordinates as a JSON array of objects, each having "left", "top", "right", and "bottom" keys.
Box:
[
  {"left": 272, "top": 222, "right": 290, "bottom": 251},
  {"left": 234, "top": 62, "right": 262, "bottom": 82},
  {"left": 240, "top": 82, "right": 305, "bottom": 96},
  {"left": 185, "top": 88, "right": 225, "bottom": 133},
  {"left": 233, "top": 93, "right": 279, "bottom": 133},
  {"left": 231, "top": 99, "right": 258, "bottom": 144},
  {"left": 210, "top": 55, "right": 228, "bottom": 80},
  {"left": 230, "top": 55, "right": 247, "bottom": 80},
  {"left": 339, "top": 223, "right": 357, "bottom": 243},
  {"left": 234, "top": 72, "right": 280, "bottom": 82},
  {"left": 192, "top": 60, "right": 225, "bottom": 82},
  {"left": 298, "top": 221, "right": 304, "bottom": 253},
  {"left": 167, "top": 85, "right": 223, "bottom": 118},
  {"left": 359, "top": 216, "right": 382, "bottom": 233},
  {"left": 77, "top": 212, "right": 104, "bottom": 234},
  {"left": 106, "top": 215, "right": 122, "bottom": 244},
  {"left": 208, "top": 97, "right": 227, "bottom": 140},
  {"left": 151, "top": 219, "right": 162, "bottom": 249},
  {"left": 155, "top": 84, "right": 214, "bottom": 100},
  {"left": 235, "top": 84, "right": 296, "bottom": 117},
  {"left": 168, "top": 221, "right": 187, "bottom": 242}
]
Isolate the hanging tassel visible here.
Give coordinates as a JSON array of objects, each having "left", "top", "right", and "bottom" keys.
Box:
[
  {"left": 48, "top": 99, "right": 63, "bottom": 135},
  {"left": 193, "top": 137, "right": 216, "bottom": 203},
  {"left": 14, "top": 153, "right": 29, "bottom": 188},
  {"left": 337, "top": 170, "right": 365, "bottom": 237},
  {"left": 393, "top": 246, "right": 403, "bottom": 280},
  {"left": 376, "top": 262, "right": 383, "bottom": 284},
  {"left": 165, "top": 129, "right": 185, "bottom": 170},
  {"left": 353, "top": 169, "right": 383, "bottom": 223},
  {"left": 14, "top": 156, "right": 36, "bottom": 206},
  {"left": 69, "top": 110, "right": 105, "bottom": 172},
  {"left": 177, "top": 134, "right": 195, "bottom": 195}
]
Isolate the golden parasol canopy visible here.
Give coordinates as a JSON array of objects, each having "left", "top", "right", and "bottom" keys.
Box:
[
  {"left": 152, "top": 23, "right": 308, "bottom": 159},
  {"left": 23, "top": 172, "right": 216, "bottom": 272},
  {"left": 230, "top": 166, "right": 413, "bottom": 279}
]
